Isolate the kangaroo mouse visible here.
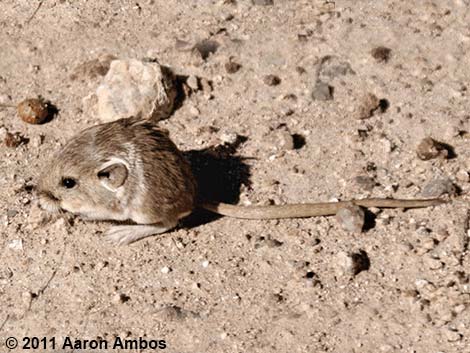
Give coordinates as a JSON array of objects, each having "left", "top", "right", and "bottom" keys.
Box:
[{"left": 37, "top": 117, "right": 445, "bottom": 245}]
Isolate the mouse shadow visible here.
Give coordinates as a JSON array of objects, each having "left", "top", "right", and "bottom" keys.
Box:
[{"left": 180, "top": 135, "right": 252, "bottom": 229}]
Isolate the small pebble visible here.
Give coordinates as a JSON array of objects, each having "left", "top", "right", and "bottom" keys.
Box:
[
  {"left": 6, "top": 209, "right": 18, "bottom": 218},
  {"left": 355, "top": 93, "right": 381, "bottom": 119},
  {"left": 401, "top": 289, "right": 419, "bottom": 300},
  {"left": 219, "top": 131, "right": 238, "bottom": 144},
  {"left": 335, "top": 250, "right": 370, "bottom": 277},
  {"left": 4, "top": 132, "right": 25, "bottom": 147},
  {"left": 8, "top": 239, "right": 23, "bottom": 251},
  {"left": 317, "top": 56, "right": 355, "bottom": 81},
  {"left": 188, "top": 105, "right": 200, "bottom": 117},
  {"left": 263, "top": 74, "right": 281, "bottom": 86},
  {"left": 379, "top": 344, "right": 393, "bottom": 352},
  {"left": 266, "top": 238, "right": 283, "bottom": 248},
  {"left": 0, "top": 126, "right": 7, "bottom": 140},
  {"left": 415, "top": 279, "right": 431, "bottom": 290},
  {"left": 424, "top": 255, "right": 443, "bottom": 270},
  {"left": 0, "top": 94, "right": 12, "bottom": 104},
  {"left": 119, "top": 331, "right": 131, "bottom": 338},
  {"left": 221, "top": 12, "right": 234, "bottom": 21},
  {"left": 281, "top": 107, "right": 294, "bottom": 116},
  {"left": 158, "top": 305, "right": 187, "bottom": 321},
  {"left": 17, "top": 98, "right": 50, "bottom": 124},
  {"left": 416, "top": 137, "right": 449, "bottom": 160},
  {"left": 416, "top": 225, "right": 431, "bottom": 236},
  {"left": 435, "top": 228, "right": 450, "bottom": 242},
  {"left": 371, "top": 46, "right": 392, "bottom": 63},
  {"left": 200, "top": 78, "right": 212, "bottom": 92},
  {"left": 95, "top": 261, "right": 109, "bottom": 270},
  {"left": 22, "top": 291, "right": 34, "bottom": 305},
  {"left": 160, "top": 266, "right": 171, "bottom": 274},
  {"left": 421, "top": 237, "right": 437, "bottom": 251},
  {"left": 456, "top": 170, "right": 469, "bottom": 183},
  {"left": 186, "top": 75, "right": 199, "bottom": 91},
  {"left": 311, "top": 81, "right": 333, "bottom": 101},
  {"left": 445, "top": 329, "right": 462, "bottom": 342},
  {"left": 421, "top": 177, "right": 455, "bottom": 198},
  {"left": 288, "top": 260, "right": 309, "bottom": 270},
  {"left": 398, "top": 241, "right": 413, "bottom": 252},
  {"left": 202, "top": 260, "right": 209, "bottom": 268},
  {"left": 354, "top": 175, "right": 376, "bottom": 191},
  {"left": 276, "top": 129, "right": 295, "bottom": 151},
  {"left": 112, "top": 293, "right": 130, "bottom": 304},
  {"left": 30, "top": 135, "right": 44, "bottom": 148},
  {"left": 453, "top": 304, "right": 466, "bottom": 314},
  {"left": 225, "top": 60, "right": 241, "bottom": 74},
  {"left": 336, "top": 204, "right": 365, "bottom": 233},
  {"left": 305, "top": 275, "right": 322, "bottom": 288}
]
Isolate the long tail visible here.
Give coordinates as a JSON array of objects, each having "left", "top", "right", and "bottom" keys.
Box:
[{"left": 201, "top": 198, "right": 446, "bottom": 220}]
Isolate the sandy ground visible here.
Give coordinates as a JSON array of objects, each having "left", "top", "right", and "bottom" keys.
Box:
[{"left": 1, "top": 1, "right": 470, "bottom": 352}]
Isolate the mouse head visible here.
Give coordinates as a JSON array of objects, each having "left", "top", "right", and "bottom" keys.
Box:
[{"left": 37, "top": 130, "right": 130, "bottom": 220}]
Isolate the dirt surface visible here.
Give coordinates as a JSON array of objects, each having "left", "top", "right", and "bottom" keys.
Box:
[{"left": 1, "top": 1, "right": 470, "bottom": 352}]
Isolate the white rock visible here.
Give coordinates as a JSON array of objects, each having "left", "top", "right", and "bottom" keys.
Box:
[
  {"left": 188, "top": 105, "right": 200, "bottom": 117},
  {"left": 219, "top": 132, "right": 238, "bottom": 144},
  {"left": 0, "top": 94, "right": 11, "bottom": 104},
  {"left": 336, "top": 204, "right": 365, "bottom": 233},
  {"left": 186, "top": 75, "right": 199, "bottom": 91},
  {"left": 22, "top": 291, "right": 34, "bottom": 305},
  {"left": 456, "top": 170, "right": 469, "bottom": 183},
  {"left": 112, "top": 293, "right": 129, "bottom": 304},
  {"left": 30, "top": 135, "right": 44, "bottom": 148},
  {"left": 96, "top": 59, "right": 177, "bottom": 122},
  {"left": 8, "top": 239, "right": 23, "bottom": 251},
  {"left": 335, "top": 250, "right": 370, "bottom": 277},
  {"left": 415, "top": 279, "right": 430, "bottom": 289},
  {"left": 160, "top": 266, "right": 171, "bottom": 274},
  {"left": 0, "top": 126, "right": 8, "bottom": 140}
]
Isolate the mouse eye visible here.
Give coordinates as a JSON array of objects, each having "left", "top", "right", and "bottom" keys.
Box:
[{"left": 61, "top": 177, "right": 77, "bottom": 189}]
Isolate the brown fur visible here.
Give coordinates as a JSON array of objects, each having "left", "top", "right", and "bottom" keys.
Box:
[{"left": 37, "top": 117, "right": 196, "bottom": 225}]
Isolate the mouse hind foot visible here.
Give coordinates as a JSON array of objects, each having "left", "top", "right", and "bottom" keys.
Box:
[{"left": 105, "top": 221, "right": 177, "bottom": 245}]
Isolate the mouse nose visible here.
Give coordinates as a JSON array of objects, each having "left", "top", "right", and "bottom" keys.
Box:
[{"left": 39, "top": 190, "right": 59, "bottom": 202}]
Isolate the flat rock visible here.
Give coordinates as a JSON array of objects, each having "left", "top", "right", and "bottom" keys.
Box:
[
  {"left": 421, "top": 177, "right": 455, "bottom": 198},
  {"left": 317, "top": 56, "right": 355, "bottom": 81}
]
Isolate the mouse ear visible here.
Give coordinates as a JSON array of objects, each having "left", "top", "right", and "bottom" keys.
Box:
[{"left": 97, "top": 162, "right": 128, "bottom": 192}]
